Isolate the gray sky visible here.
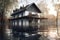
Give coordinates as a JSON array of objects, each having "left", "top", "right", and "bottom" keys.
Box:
[
  {"left": 18, "top": 0, "right": 42, "bottom": 6},
  {"left": 5, "top": 0, "right": 60, "bottom": 18},
  {"left": 17, "top": 0, "right": 59, "bottom": 16}
]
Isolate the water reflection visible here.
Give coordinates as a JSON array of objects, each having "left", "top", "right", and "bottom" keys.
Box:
[
  {"left": 5, "top": 26, "right": 60, "bottom": 40},
  {"left": 5, "top": 23, "right": 60, "bottom": 40},
  {"left": 38, "top": 26, "right": 60, "bottom": 40}
]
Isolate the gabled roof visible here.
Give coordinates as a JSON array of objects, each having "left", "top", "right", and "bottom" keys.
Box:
[
  {"left": 11, "top": 3, "right": 42, "bottom": 16},
  {"left": 25, "top": 3, "right": 41, "bottom": 13}
]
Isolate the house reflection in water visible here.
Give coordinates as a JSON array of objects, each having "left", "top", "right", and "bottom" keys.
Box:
[{"left": 9, "top": 3, "right": 48, "bottom": 40}]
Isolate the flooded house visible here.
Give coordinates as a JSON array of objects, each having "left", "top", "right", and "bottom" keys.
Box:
[{"left": 9, "top": 3, "right": 48, "bottom": 40}]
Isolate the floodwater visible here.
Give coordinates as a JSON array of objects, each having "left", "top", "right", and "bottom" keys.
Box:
[{"left": 5, "top": 26, "right": 60, "bottom": 40}]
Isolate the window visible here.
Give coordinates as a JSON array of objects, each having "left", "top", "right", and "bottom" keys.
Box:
[
  {"left": 15, "top": 21, "right": 17, "bottom": 26},
  {"left": 26, "top": 21, "right": 29, "bottom": 26},
  {"left": 19, "top": 20, "right": 21, "bottom": 26},
  {"left": 32, "top": 12, "right": 36, "bottom": 14},
  {"left": 23, "top": 20, "right": 29, "bottom": 27},
  {"left": 38, "top": 20, "right": 40, "bottom": 26},
  {"left": 15, "top": 15, "right": 17, "bottom": 18},
  {"left": 23, "top": 11, "right": 29, "bottom": 16},
  {"left": 13, "top": 21, "right": 14, "bottom": 26},
  {"left": 23, "top": 20, "right": 26, "bottom": 26},
  {"left": 31, "top": 20, "right": 35, "bottom": 26},
  {"left": 19, "top": 14, "right": 21, "bottom": 17}
]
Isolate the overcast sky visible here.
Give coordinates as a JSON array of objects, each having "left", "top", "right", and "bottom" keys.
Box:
[
  {"left": 5, "top": 0, "right": 60, "bottom": 18},
  {"left": 18, "top": 0, "right": 42, "bottom": 6},
  {"left": 17, "top": 0, "right": 60, "bottom": 16}
]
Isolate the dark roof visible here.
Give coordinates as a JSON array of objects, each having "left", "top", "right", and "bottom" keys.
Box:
[
  {"left": 25, "top": 3, "right": 41, "bottom": 13},
  {"left": 11, "top": 8, "right": 25, "bottom": 16},
  {"left": 11, "top": 3, "right": 41, "bottom": 16}
]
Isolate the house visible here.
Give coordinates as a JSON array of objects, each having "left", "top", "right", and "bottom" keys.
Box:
[
  {"left": 9, "top": 3, "right": 41, "bottom": 32},
  {"left": 9, "top": 3, "right": 47, "bottom": 40}
]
